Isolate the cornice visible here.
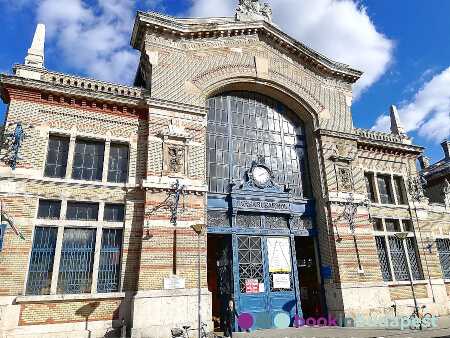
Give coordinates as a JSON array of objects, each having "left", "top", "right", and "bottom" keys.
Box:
[
  {"left": 355, "top": 128, "right": 425, "bottom": 154},
  {"left": 0, "top": 70, "right": 149, "bottom": 108},
  {"left": 130, "top": 11, "right": 363, "bottom": 84},
  {"left": 147, "top": 97, "right": 207, "bottom": 116},
  {"left": 315, "top": 128, "right": 359, "bottom": 141}
]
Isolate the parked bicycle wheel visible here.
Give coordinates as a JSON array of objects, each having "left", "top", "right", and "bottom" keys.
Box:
[
  {"left": 207, "top": 333, "right": 223, "bottom": 338},
  {"left": 422, "top": 313, "right": 433, "bottom": 329},
  {"left": 409, "top": 314, "right": 420, "bottom": 330}
]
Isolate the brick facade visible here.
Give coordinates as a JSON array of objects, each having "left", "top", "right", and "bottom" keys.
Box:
[{"left": 0, "top": 7, "right": 449, "bottom": 338}]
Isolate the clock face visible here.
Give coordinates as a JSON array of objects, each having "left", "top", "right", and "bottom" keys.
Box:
[{"left": 253, "top": 166, "right": 270, "bottom": 184}]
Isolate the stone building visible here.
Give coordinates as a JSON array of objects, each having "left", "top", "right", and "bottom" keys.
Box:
[{"left": 0, "top": 2, "right": 449, "bottom": 337}]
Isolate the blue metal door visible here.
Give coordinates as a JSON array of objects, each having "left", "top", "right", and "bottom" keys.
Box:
[{"left": 235, "top": 234, "right": 298, "bottom": 330}]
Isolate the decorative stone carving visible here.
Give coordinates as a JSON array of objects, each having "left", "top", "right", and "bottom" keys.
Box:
[
  {"left": 337, "top": 167, "right": 352, "bottom": 191},
  {"left": 236, "top": 0, "right": 273, "bottom": 23},
  {"left": 408, "top": 174, "right": 427, "bottom": 202},
  {"left": 163, "top": 143, "right": 186, "bottom": 176},
  {"left": 168, "top": 146, "right": 185, "bottom": 173}
]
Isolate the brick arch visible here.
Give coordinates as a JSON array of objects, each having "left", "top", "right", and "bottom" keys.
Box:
[
  {"left": 200, "top": 76, "right": 321, "bottom": 126},
  {"left": 190, "top": 64, "right": 325, "bottom": 124}
]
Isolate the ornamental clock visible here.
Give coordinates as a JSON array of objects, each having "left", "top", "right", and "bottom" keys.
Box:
[{"left": 248, "top": 161, "right": 275, "bottom": 189}]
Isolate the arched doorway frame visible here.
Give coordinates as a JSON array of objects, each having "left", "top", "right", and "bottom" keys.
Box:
[{"left": 203, "top": 80, "right": 328, "bottom": 330}]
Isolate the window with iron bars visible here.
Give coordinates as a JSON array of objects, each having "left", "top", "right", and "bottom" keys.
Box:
[
  {"left": 26, "top": 227, "right": 123, "bottom": 295},
  {"left": 436, "top": 239, "right": 450, "bottom": 279},
  {"left": 373, "top": 218, "right": 422, "bottom": 282}
]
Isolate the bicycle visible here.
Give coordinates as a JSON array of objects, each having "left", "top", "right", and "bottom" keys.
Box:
[
  {"left": 171, "top": 322, "right": 224, "bottom": 338},
  {"left": 406, "top": 305, "right": 432, "bottom": 330}
]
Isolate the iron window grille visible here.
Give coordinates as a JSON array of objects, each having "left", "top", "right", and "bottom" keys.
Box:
[
  {"left": 26, "top": 227, "right": 58, "bottom": 295},
  {"left": 375, "top": 236, "right": 392, "bottom": 281},
  {"left": 104, "top": 204, "right": 125, "bottom": 222},
  {"left": 44, "top": 136, "right": 69, "bottom": 178},
  {"left": 237, "top": 236, "right": 264, "bottom": 293},
  {"left": 108, "top": 144, "right": 128, "bottom": 183},
  {"left": 373, "top": 218, "right": 422, "bottom": 282},
  {"left": 436, "top": 239, "right": 450, "bottom": 279},
  {"left": 387, "top": 236, "right": 421, "bottom": 281},
  {"left": 66, "top": 202, "right": 99, "bottom": 221},
  {"left": 97, "top": 229, "right": 123, "bottom": 293},
  {"left": 57, "top": 228, "right": 96, "bottom": 294},
  {"left": 388, "top": 236, "right": 409, "bottom": 281},
  {"left": 207, "top": 210, "right": 230, "bottom": 227},
  {"left": 37, "top": 200, "right": 61, "bottom": 220},
  {"left": 406, "top": 237, "right": 422, "bottom": 280},
  {"left": 72, "top": 139, "right": 105, "bottom": 181},
  {"left": 27, "top": 226, "right": 123, "bottom": 295},
  {"left": 264, "top": 215, "right": 288, "bottom": 229},
  {"left": 236, "top": 213, "right": 261, "bottom": 228}
]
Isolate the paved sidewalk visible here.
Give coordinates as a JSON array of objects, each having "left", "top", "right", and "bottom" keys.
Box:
[{"left": 232, "top": 315, "right": 450, "bottom": 338}]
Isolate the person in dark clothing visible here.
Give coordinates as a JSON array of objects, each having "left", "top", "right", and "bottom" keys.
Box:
[{"left": 224, "top": 299, "right": 239, "bottom": 337}]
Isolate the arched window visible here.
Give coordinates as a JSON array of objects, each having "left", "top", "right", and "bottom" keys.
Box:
[{"left": 206, "top": 91, "right": 311, "bottom": 199}]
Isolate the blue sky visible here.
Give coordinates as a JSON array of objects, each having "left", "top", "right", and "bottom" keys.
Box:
[{"left": 0, "top": 0, "right": 449, "bottom": 163}]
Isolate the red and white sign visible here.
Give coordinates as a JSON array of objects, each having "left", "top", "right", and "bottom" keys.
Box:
[{"left": 245, "top": 279, "right": 259, "bottom": 293}]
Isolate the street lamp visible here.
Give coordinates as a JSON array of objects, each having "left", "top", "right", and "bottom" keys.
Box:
[
  {"left": 395, "top": 232, "right": 420, "bottom": 328},
  {"left": 191, "top": 224, "right": 207, "bottom": 338}
]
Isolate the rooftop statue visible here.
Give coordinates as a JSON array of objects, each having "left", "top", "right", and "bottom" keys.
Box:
[{"left": 236, "top": 0, "right": 273, "bottom": 23}]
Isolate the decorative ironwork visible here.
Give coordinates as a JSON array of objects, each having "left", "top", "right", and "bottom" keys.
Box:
[
  {"left": 236, "top": 213, "right": 261, "bottom": 228},
  {"left": 5, "top": 122, "right": 34, "bottom": 170},
  {"left": 408, "top": 174, "right": 427, "bottom": 202},
  {"left": 334, "top": 193, "right": 371, "bottom": 234},
  {"left": 436, "top": 239, "right": 450, "bottom": 279},
  {"left": 269, "top": 271, "right": 293, "bottom": 292},
  {"left": 375, "top": 236, "right": 392, "bottom": 281},
  {"left": 168, "top": 146, "right": 185, "bottom": 173},
  {"left": 146, "top": 179, "right": 186, "bottom": 227},
  {"left": 26, "top": 227, "right": 58, "bottom": 295},
  {"left": 406, "top": 237, "right": 422, "bottom": 280},
  {"left": 207, "top": 211, "right": 230, "bottom": 227},
  {"left": 97, "top": 229, "right": 122, "bottom": 293},
  {"left": 291, "top": 217, "right": 313, "bottom": 230},
  {"left": 57, "top": 228, "right": 96, "bottom": 294},
  {"left": 218, "top": 244, "right": 231, "bottom": 295},
  {"left": 388, "top": 236, "right": 409, "bottom": 281},
  {"left": 265, "top": 215, "right": 288, "bottom": 229},
  {"left": 237, "top": 236, "right": 264, "bottom": 293}
]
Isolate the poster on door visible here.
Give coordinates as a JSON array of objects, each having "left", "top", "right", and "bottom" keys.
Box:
[
  {"left": 267, "top": 237, "right": 291, "bottom": 272},
  {"left": 273, "top": 274, "right": 290, "bottom": 289},
  {"left": 245, "top": 279, "right": 259, "bottom": 293}
]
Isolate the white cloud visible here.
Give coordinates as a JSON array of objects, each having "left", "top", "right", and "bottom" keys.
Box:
[
  {"left": 372, "top": 67, "right": 450, "bottom": 142},
  {"left": 188, "top": 0, "right": 393, "bottom": 99},
  {"left": 36, "top": 0, "right": 139, "bottom": 85}
]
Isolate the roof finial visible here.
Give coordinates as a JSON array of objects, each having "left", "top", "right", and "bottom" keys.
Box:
[
  {"left": 24, "top": 23, "right": 45, "bottom": 68},
  {"left": 389, "top": 105, "right": 407, "bottom": 137}
]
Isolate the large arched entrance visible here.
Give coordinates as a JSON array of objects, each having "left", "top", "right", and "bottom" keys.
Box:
[{"left": 206, "top": 91, "right": 325, "bottom": 331}]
